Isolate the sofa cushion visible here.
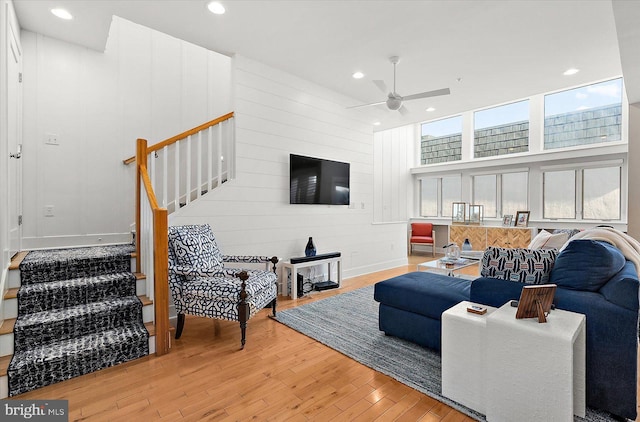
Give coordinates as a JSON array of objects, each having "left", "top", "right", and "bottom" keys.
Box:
[
  {"left": 374, "top": 271, "right": 471, "bottom": 320},
  {"left": 528, "top": 229, "right": 568, "bottom": 250},
  {"left": 550, "top": 239, "right": 626, "bottom": 292},
  {"left": 480, "top": 247, "right": 557, "bottom": 284},
  {"left": 168, "top": 224, "right": 224, "bottom": 273}
]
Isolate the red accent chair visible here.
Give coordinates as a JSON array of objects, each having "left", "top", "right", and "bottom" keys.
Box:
[{"left": 409, "top": 223, "right": 436, "bottom": 256}]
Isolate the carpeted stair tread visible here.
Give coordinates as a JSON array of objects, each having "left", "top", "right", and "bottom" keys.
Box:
[
  {"left": 19, "top": 244, "right": 135, "bottom": 285},
  {"left": 17, "top": 272, "right": 136, "bottom": 314},
  {"left": 8, "top": 244, "right": 148, "bottom": 397},
  {"left": 8, "top": 323, "right": 148, "bottom": 396},
  {"left": 14, "top": 296, "right": 142, "bottom": 352}
]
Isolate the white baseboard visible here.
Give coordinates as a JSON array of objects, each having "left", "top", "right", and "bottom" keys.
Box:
[{"left": 342, "top": 257, "right": 409, "bottom": 280}]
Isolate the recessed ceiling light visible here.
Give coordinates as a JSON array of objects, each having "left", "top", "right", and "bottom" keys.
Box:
[
  {"left": 373, "top": 121, "right": 381, "bottom": 126},
  {"left": 426, "top": 107, "right": 436, "bottom": 112},
  {"left": 207, "top": 1, "right": 226, "bottom": 14},
  {"left": 51, "top": 8, "right": 73, "bottom": 20},
  {"left": 563, "top": 68, "right": 580, "bottom": 76},
  {"left": 352, "top": 72, "right": 365, "bottom": 79}
]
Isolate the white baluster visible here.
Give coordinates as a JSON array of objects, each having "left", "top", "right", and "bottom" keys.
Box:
[
  {"left": 197, "top": 131, "right": 202, "bottom": 199},
  {"left": 208, "top": 127, "right": 213, "bottom": 192},
  {"left": 162, "top": 146, "right": 168, "bottom": 209},
  {"left": 174, "top": 142, "right": 179, "bottom": 212},
  {"left": 186, "top": 135, "right": 192, "bottom": 206}
]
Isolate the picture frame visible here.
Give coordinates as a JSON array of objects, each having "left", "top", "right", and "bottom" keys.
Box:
[
  {"left": 452, "top": 202, "right": 466, "bottom": 224},
  {"left": 502, "top": 214, "right": 513, "bottom": 227},
  {"left": 468, "top": 204, "right": 483, "bottom": 225},
  {"left": 516, "top": 284, "right": 557, "bottom": 323},
  {"left": 515, "top": 211, "right": 530, "bottom": 227}
]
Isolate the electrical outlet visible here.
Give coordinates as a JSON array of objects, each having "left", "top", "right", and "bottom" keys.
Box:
[
  {"left": 45, "top": 133, "right": 59, "bottom": 145},
  {"left": 44, "top": 205, "right": 54, "bottom": 217}
]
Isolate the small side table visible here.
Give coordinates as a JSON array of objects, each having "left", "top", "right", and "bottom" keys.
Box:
[
  {"left": 441, "top": 301, "right": 497, "bottom": 414},
  {"left": 486, "top": 302, "right": 586, "bottom": 422}
]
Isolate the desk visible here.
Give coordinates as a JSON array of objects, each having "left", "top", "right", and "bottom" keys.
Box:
[
  {"left": 280, "top": 255, "right": 342, "bottom": 299},
  {"left": 486, "top": 303, "right": 586, "bottom": 422}
]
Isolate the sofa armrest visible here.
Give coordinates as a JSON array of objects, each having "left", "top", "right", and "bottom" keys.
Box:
[
  {"left": 599, "top": 261, "right": 640, "bottom": 312},
  {"left": 469, "top": 277, "right": 525, "bottom": 308}
]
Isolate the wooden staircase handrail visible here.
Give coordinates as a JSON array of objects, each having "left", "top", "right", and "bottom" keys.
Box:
[{"left": 123, "top": 112, "right": 234, "bottom": 165}]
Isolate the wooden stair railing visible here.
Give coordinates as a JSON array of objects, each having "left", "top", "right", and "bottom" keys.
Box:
[
  {"left": 136, "top": 138, "right": 169, "bottom": 356},
  {"left": 130, "top": 112, "right": 235, "bottom": 357}
]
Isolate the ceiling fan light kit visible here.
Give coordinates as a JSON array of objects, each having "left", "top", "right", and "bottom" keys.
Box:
[{"left": 348, "top": 55, "right": 450, "bottom": 112}]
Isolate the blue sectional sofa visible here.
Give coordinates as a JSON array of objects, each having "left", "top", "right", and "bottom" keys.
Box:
[{"left": 374, "top": 239, "right": 639, "bottom": 420}]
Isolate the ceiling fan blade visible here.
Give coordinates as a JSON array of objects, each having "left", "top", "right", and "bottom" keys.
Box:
[
  {"left": 398, "top": 105, "right": 409, "bottom": 116},
  {"left": 346, "top": 100, "right": 387, "bottom": 109},
  {"left": 372, "top": 80, "right": 388, "bottom": 94},
  {"left": 401, "top": 87, "right": 450, "bottom": 102}
]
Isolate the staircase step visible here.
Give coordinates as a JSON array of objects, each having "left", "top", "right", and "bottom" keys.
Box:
[
  {"left": 8, "top": 323, "right": 148, "bottom": 396},
  {"left": 0, "top": 319, "right": 15, "bottom": 336},
  {"left": 14, "top": 297, "right": 142, "bottom": 353},
  {"left": 17, "top": 272, "right": 136, "bottom": 315},
  {"left": 8, "top": 251, "right": 28, "bottom": 270},
  {"left": 3, "top": 288, "right": 18, "bottom": 300},
  {"left": 19, "top": 244, "right": 134, "bottom": 285}
]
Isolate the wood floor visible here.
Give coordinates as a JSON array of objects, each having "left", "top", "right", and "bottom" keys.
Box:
[{"left": 6, "top": 255, "right": 629, "bottom": 421}]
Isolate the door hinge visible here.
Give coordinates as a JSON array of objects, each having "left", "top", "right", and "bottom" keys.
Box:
[
  {"left": 18, "top": 215, "right": 22, "bottom": 225},
  {"left": 18, "top": 72, "right": 22, "bottom": 83}
]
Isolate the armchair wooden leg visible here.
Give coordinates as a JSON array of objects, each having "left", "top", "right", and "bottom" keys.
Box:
[
  {"left": 237, "top": 271, "right": 249, "bottom": 349},
  {"left": 175, "top": 313, "right": 185, "bottom": 339},
  {"left": 270, "top": 297, "right": 277, "bottom": 317},
  {"left": 238, "top": 303, "right": 249, "bottom": 349}
]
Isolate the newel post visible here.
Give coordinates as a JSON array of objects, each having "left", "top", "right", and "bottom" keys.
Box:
[{"left": 135, "top": 138, "right": 148, "bottom": 274}]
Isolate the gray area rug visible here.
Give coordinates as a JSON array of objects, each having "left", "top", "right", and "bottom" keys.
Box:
[{"left": 276, "top": 285, "right": 618, "bottom": 422}]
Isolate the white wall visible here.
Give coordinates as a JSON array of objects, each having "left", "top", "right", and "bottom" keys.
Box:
[
  {"left": 169, "top": 55, "right": 407, "bottom": 278},
  {"left": 373, "top": 124, "right": 415, "bottom": 224},
  {"left": 20, "top": 17, "right": 231, "bottom": 249},
  {"left": 628, "top": 103, "right": 640, "bottom": 239}
]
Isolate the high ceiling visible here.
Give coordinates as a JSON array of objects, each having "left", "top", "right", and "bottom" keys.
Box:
[{"left": 12, "top": 0, "right": 640, "bottom": 131}]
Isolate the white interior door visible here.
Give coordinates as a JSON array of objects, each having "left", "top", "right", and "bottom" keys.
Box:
[{"left": 7, "top": 6, "right": 22, "bottom": 258}]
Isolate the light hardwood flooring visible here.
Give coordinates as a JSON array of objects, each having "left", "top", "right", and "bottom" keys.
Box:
[{"left": 7, "top": 255, "right": 636, "bottom": 421}]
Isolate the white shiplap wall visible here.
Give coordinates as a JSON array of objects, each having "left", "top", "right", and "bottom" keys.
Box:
[
  {"left": 373, "top": 125, "right": 416, "bottom": 223},
  {"left": 170, "top": 56, "right": 408, "bottom": 278},
  {"left": 20, "top": 17, "right": 231, "bottom": 249}
]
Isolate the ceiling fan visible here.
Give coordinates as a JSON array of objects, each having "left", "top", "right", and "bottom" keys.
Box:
[{"left": 348, "top": 56, "right": 450, "bottom": 115}]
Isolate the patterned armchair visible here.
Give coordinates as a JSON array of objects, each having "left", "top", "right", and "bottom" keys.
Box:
[{"left": 168, "top": 224, "right": 278, "bottom": 349}]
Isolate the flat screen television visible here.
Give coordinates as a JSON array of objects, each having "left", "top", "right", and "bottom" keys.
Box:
[{"left": 290, "top": 154, "right": 350, "bottom": 205}]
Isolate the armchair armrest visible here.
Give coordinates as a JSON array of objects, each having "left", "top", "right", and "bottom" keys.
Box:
[{"left": 222, "top": 255, "right": 279, "bottom": 273}]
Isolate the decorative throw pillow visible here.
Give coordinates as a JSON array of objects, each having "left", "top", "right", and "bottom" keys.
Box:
[
  {"left": 550, "top": 239, "right": 625, "bottom": 292},
  {"left": 528, "top": 230, "right": 568, "bottom": 250},
  {"left": 168, "top": 224, "right": 224, "bottom": 271},
  {"left": 481, "top": 247, "right": 558, "bottom": 284}
]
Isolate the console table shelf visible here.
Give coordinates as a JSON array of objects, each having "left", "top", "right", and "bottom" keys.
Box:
[{"left": 280, "top": 253, "right": 342, "bottom": 299}]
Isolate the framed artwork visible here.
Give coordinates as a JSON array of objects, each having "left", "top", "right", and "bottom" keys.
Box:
[
  {"left": 502, "top": 214, "right": 513, "bottom": 227},
  {"left": 468, "top": 205, "right": 483, "bottom": 224},
  {"left": 452, "top": 202, "right": 466, "bottom": 224},
  {"left": 515, "top": 211, "right": 530, "bottom": 227},
  {"left": 516, "top": 284, "right": 557, "bottom": 323}
]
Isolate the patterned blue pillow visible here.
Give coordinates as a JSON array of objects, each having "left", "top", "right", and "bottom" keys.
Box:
[
  {"left": 168, "top": 224, "right": 223, "bottom": 272},
  {"left": 481, "top": 247, "right": 558, "bottom": 284}
]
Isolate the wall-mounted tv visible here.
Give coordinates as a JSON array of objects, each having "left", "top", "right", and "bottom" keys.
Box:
[{"left": 290, "top": 154, "right": 350, "bottom": 205}]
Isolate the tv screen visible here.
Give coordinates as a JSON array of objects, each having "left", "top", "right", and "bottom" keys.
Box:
[{"left": 290, "top": 154, "right": 350, "bottom": 205}]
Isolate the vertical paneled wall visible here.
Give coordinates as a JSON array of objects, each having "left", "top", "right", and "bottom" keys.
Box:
[
  {"left": 628, "top": 103, "right": 640, "bottom": 239},
  {"left": 20, "top": 17, "right": 231, "bottom": 248},
  {"left": 373, "top": 125, "right": 415, "bottom": 223},
  {"left": 169, "top": 56, "right": 408, "bottom": 277}
]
